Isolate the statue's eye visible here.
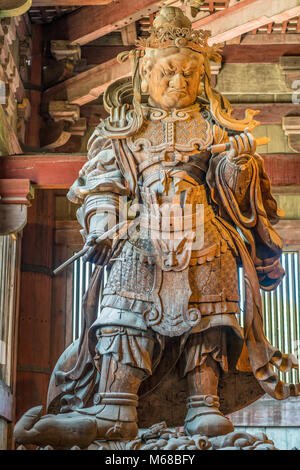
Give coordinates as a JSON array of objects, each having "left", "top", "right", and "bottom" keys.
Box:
[{"left": 183, "top": 71, "right": 192, "bottom": 77}]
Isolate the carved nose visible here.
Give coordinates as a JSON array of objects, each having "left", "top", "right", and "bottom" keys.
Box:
[{"left": 170, "top": 73, "right": 186, "bottom": 90}]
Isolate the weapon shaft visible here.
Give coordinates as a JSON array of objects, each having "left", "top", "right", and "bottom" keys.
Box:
[
  {"left": 53, "top": 247, "right": 89, "bottom": 276},
  {"left": 52, "top": 221, "right": 127, "bottom": 276},
  {"left": 209, "top": 136, "right": 270, "bottom": 154}
]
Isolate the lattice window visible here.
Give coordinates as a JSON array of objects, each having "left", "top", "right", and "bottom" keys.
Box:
[
  {"left": 72, "top": 259, "right": 109, "bottom": 342},
  {"left": 239, "top": 252, "right": 300, "bottom": 384},
  {"left": 0, "top": 235, "right": 18, "bottom": 386}
]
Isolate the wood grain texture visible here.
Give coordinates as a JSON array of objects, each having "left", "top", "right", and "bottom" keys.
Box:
[
  {"left": 0, "top": 154, "right": 87, "bottom": 188},
  {"left": 44, "top": 0, "right": 165, "bottom": 45},
  {"left": 229, "top": 396, "right": 300, "bottom": 427},
  {"left": 16, "top": 190, "right": 55, "bottom": 421}
]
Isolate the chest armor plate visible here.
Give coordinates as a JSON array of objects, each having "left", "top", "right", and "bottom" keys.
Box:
[{"left": 127, "top": 105, "right": 213, "bottom": 167}]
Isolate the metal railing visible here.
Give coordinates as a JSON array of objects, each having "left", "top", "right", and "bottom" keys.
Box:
[
  {"left": 0, "top": 235, "right": 17, "bottom": 386},
  {"left": 238, "top": 251, "right": 300, "bottom": 384}
]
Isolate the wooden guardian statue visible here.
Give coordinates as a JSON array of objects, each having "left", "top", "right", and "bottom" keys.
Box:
[{"left": 14, "top": 6, "right": 299, "bottom": 450}]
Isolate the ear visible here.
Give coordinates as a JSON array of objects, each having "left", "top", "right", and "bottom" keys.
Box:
[
  {"left": 140, "top": 59, "right": 152, "bottom": 93},
  {"left": 197, "top": 64, "right": 205, "bottom": 95},
  {"left": 141, "top": 77, "right": 149, "bottom": 93},
  {"left": 197, "top": 80, "right": 203, "bottom": 96}
]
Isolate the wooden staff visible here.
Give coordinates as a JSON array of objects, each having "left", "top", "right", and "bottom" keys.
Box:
[
  {"left": 53, "top": 221, "right": 127, "bottom": 276},
  {"left": 209, "top": 136, "right": 270, "bottom": 154}
]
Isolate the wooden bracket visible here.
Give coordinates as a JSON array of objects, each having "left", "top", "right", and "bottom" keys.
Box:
[
  {"left": 17, "top": 97, "right": 31, "bottom": 144},
  {"left": 0, "top": 1, "right": 32, "bottom": 18},
  {"left": 50, "top": 40, "right": 81, "bottom": 63},
  {"left": 43, "top": 40, "right": 82, "bottom": 88},
  {"left": 0, "top": 178, "right": 34, "bottom": 235},
  {"left": 279, "top": 56, "right": 300, "bottom": 89},
  {"left": 210, "top": 60, "right": 222, "bottom": 88},
  {"left": 282, "top": 116, "right": 300, "bottom": 153},
  {"left": 40, "top": 100, "right": 86, "bottom": 149}
]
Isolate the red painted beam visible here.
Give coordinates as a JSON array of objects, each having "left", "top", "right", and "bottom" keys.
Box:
[
  {"left": 1, "top": 153, "right": 300, "bottom": 188},
  {"left": 0, "top": 179, "right": 33, "bottom": 204},
  {"left": 0, "top": 154, "right": 87, "bottom": 189},
  {"left": 262, "top": 153, "right": 300, "bottom": 186},
  {"left": 231, "top": 103, "right": 298, "bottom": 126},
  {"left": 222, "top": 44, "right": 300, "bottom": 64},
  {"left": 81, "top": 44, "right": 300, "bottom": 67}
]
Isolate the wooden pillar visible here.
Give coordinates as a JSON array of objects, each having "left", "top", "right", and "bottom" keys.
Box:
[{"left": 16, "top": 189, "right": 55, "bottom": 421}]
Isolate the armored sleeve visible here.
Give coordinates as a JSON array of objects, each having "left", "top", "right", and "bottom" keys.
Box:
[{"left": 67, "top": 136, "right": 130, "bottom": 241}]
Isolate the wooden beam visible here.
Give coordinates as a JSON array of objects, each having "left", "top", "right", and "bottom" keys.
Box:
[
  {"left": 44, "top": 0, "right": 165, "bottom": 45},
  {"left": 241, "top": 33, "right": 300, "bottom": 45},
  {"left": 231, "top": 103, "right": 299, "bottom": 126},
  {"left": 32, "top": 0, "right": 112, "bottom": 4},
  {"left": 0, "top": 154, "right": 87, "bottom": 188},
  {"left": 81, "top": 43, "right": 300, "bottom": 68},
  {"left": 192, "top": 0, "right": 300, "bottom": 45},
  {"left": 267, "top": 22, "right": 273, "bottom": 34},
  {"left": 281, "top": 20, "right": 288, "bottom": 34},
  {"left": 1, "top": 153, "right": 300, "bottom": 188},
  {"left": 276, "top": 219, "right": 300, "bottom": 247},
  {"left": 262, "top": 153, "right": 300, "bottom": 186},
  {"left": 221, "top": 44, "right": 300, "bottom": 64},
  {"left": 42, "top": 57, "right": 131, "bottom": 106},
  {"left": 82, "top": 45, "right": 134, "bottom": 66}
]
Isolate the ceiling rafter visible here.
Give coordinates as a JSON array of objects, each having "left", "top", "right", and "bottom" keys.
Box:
[
  {"left": 32, "top": 0, "right": 112, "bottom": 4},
  {"left": 42, "top": 56, "right": 131, "bottom": 106},
  {"left": 192, "top": 0, "right": 300, "bottom": 44},
  {"left": 43, "top": 0, "right": 166, "bottom": 45}
]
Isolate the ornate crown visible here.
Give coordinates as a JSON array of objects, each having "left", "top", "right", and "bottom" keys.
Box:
[{"left": 136, "top": 6, "right": 222, "bottom": 62}]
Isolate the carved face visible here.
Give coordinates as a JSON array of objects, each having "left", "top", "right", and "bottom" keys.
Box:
[{"left": 141, "top": 47, "right": 204, "bottom": 110}]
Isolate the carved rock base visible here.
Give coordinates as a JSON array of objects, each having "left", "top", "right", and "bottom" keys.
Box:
[{"left": 17, "top": 422, "right": 279, "bottom": 450}]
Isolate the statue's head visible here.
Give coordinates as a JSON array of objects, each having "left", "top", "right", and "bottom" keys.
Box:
[
  {"left": 137, "top": 6, "right": 218, "bottom": 110},
  {"left": 108, "top": 5, "right": 259, "bottom": 153},
  {"left": 140, "top": 47, "right": 204, "bottom": 109}
]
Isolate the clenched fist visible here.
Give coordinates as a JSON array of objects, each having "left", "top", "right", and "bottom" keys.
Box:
[
  {"left": 82, "top": 234, "right": 112, "bottom": 265},
  {"left": 226, "top": 130, "right": 256, "bottom": 164}
]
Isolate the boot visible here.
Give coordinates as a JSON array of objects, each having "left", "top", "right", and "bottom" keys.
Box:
[
  {"left": 77, "top": 391, "right": 139, "bottom": 440},
  {"left": 184, "top": 394, "right": 233, "bottom": 437},
  {"left": 14, "top": 355, "right": 145, "bottom": 448},
  {"left": 184, "top": 355, "right": 234, "bottom": 437},
  {"left": 69, "top": 352, "right": 145, "bottom": 441}
]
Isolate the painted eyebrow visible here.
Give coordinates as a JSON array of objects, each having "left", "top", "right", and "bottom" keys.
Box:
[{"left": 159, "top": 65, "right": 176, "bottom": 74}]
